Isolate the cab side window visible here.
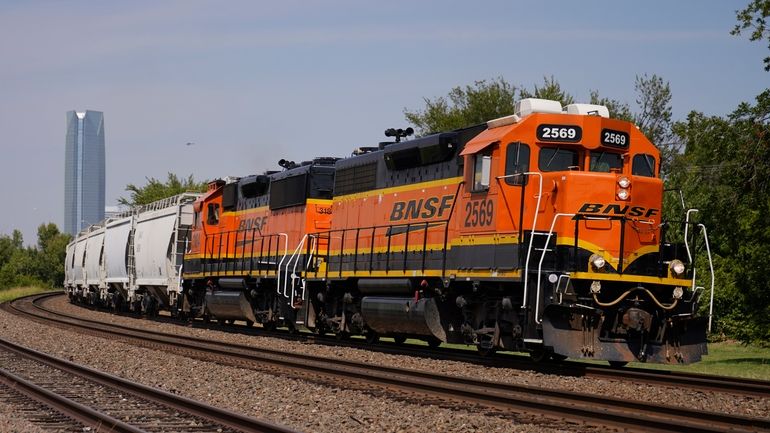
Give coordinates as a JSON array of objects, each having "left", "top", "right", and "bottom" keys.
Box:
[
  {"left": 632, "top": 154, "right": 656, "bottom": 177},
  {"left": 472, "top": 152, "right": 492, "bottom": 192},
  {"left": 206, "top": 203, "right": 220, "bottom": 225},
  {"left": 505, "top": 142, "right": 530, "bottom": 186}
]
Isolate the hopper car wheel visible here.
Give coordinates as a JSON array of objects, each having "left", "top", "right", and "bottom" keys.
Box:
[
  {"left": 202, "top": 314, "right": 211, "bottom": 324},
  {"left": 551, "top": 354, "right": 568, "bottom": 362},
  {"left": 608, "top": 361, "right": 628, "bottom": 368},
  {"left": 263, "top": 321, "right": 277, "bottom": 331},
  {"left": 246, "top": 320, "right": 254, "bottom": 327},
  {"left": 529, "top": 349, "right": 549, "bottom": 363},
  {"left": 365, "top": 331, "right": 379, "bottom": 345},
  {"left": 426, "top": 337, "right": 441, "bottom": 348},
  {"left": 393, "top": 335, "right": 406, "bottom": 345},
  {"left": 477, "top": 345, "right": 496, "bottom": 357}
]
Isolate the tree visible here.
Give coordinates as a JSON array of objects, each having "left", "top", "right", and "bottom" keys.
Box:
[
  {"left": 633, "top": 74, "right": 677, "bottom": 177},
  {"left": 669, "top": 90, "right": 770, "bottom": 345},
  {"left": 519, "top": 75, "right": 574, "bottom": 106},
  {"left": 404, "top": 77, "right": 518, "bottom": 135},
  {"left": 732, "top": 0, "right": 770, "bottom": 71},
  {"left": 0, "top": 224, "right": 71, "bottom": 290},
  {"left": 119, "top": 173, "right": 208, "bottom": 207}
]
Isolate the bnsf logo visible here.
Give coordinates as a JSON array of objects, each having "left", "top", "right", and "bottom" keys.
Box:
[
  {"left": 578, "top": 203, "right": 659, "bottom": 218},
  {"left": 238, "top": 216, "right": 268, "bottom": 231},
  {"left": 390, "top": 195, "right": 454, "bottom": 221}
]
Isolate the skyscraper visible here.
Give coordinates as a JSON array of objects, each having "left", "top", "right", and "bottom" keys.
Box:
[{"left": 64, "top": 110, "right": 105, "bottom": 235}]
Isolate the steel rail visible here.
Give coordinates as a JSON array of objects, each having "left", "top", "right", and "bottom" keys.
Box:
[{"left": 0, "top": 335, "right": 300, "bottom": 433}]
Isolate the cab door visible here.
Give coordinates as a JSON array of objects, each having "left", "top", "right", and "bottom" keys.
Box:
[{"left": 455, "top": 142, "right": 499, "bottom": 270}]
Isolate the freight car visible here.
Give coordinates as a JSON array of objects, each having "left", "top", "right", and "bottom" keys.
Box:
[{"left": 65, "top": 98, "right": 715, "bottom": 365}]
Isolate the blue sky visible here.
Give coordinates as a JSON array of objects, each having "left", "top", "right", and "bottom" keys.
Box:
[{"left": 0, "top": 0, "right": 766, "bottom": 243}]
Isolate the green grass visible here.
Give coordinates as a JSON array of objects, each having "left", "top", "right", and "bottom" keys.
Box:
[
  {"left": 380, "top": 337, "right": 770, "bottom": 380},
  {"left": 0, "top": 286, "right": 57, "bottom": 303},
  {"left": 620, "top": 341, "right": 770, "bottom": 380}
]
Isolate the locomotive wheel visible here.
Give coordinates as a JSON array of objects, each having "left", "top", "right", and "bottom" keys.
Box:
[
  {"left": 608, "top": 361, "right": 628, "bottom": 368},
  {"left": 476, "top": 344, "right": 496, "bottom": 357},
  {"left": 529, "top": 349, "right": 549, "bottom": 363},
  {"left": 393, "top": 335, "right": 406, "bottom": 345},
  {"left": 365, "top": 331, "right": 379, "bottom": 344}
]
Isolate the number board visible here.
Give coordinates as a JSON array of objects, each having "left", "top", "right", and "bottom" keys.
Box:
[
  {"left": 601, "top": 129, "right": 630, "bottom": 148},
  {"left": 536, "top": 124, "right": 582, "bottom": 143}
]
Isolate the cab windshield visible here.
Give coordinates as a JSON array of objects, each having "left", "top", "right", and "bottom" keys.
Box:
[
  {"left": 539, "top": 147, "right": 579, "bottom": 172},
  {"left": 589, "top": 151, "right": 623, "bottom": 172}
]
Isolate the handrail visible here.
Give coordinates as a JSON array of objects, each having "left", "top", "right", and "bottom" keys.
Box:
[
  {"left": 684, "top": 209, "right": 699, "bottom": 264},
  {"left": 274, "top": 233, "right": 289, "bottom": 298},
  {"left": 512, "top": 172, "right": 543, "bottom": 311},
  {"left": 697, "top": 224, "right": 716, "bottom": 333},
  {"left": 535, "top": 213, "right": 575, "bottom": 323},
  {"left": 284, "top": 235, "right": 309, "bottom": 305}
]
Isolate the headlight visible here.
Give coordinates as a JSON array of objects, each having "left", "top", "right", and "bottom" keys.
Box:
[
  {"left": 617, "top": 177, "right": 631, "bottom": 188},
  {"left": 589, "top": 254, "right": 606, "bottom": 270},
  {"left": 590, "top": 280, "right": 602, "bottom": 294},
  {"left": 617, "top": 189, "right": 630, "bottom": 200},
  {"left": 670, "top": 259, "right": 686, "bottom": 276},
  {"left": 673, "top": 286, "right": 684, "bottom": 299}
]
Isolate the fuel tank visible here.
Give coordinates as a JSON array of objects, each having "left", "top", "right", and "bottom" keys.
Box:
[{"left": 361, "top": 296, "right": 446, "bottom": 342}]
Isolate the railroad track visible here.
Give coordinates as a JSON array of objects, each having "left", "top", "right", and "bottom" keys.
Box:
[
  {"left": 5, "top": 293, "right": 770, "bottom": 433},
  {"left": 40, "top": 291, "right": 770, "bottom": 398},
  {"left": 0, "top": 322, "right": 299, "bottom": 432}
]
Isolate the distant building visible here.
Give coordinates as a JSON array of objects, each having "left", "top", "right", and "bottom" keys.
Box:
[{"left": 64, "top": 110, "right": 105, "bottom": 235}]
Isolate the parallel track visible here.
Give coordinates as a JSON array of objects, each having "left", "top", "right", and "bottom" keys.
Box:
[
  {"left": 6, "top": 293, "right": 770, "bottom": 433},
  {"left": 0, "top": 302, "right": 300, "bottom": 433}
]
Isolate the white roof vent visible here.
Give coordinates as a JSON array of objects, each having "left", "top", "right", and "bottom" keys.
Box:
[
  {"left": 515, "top": 98, "right": 563, "bottom": 117},
  {"left": 564, "top": 103, "right": 610, "bottom": 118},
  {"left": 486, "top": 114, "right": 521, "bottom": 129}
]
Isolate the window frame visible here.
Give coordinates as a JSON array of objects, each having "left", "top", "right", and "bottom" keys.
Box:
[
  {"left": 206, "top": 203, "right": 220, "bottom": 226},
  {"left": 472, "top": 151, "right": 492, "bottom": 192},
  {"left": 632, "top": 154, "right": 657, "bottom": 178},
  {"left": 538, "top": 147, "right": 581, "bottom": 172},
  {"left": 504, "top": 142, "right": 530, "bottom": 186}
]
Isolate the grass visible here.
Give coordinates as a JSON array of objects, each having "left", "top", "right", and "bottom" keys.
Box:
[
  {"left": 380, "top": 337, "right": 770, "bottom": 380},
  {"left": 0, "top": 286, "right": 57, "bottom": 303},
  {"left": 621, "top": 341, "right": 770, "bottom": 380}
]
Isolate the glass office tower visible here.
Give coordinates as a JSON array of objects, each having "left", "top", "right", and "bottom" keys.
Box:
[{"left": 64, "top": 110, "right": 105, "bottom": 236}]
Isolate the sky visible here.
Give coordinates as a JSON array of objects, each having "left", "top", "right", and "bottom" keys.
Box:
[{"left": 0, "top": 0, "right": 767, "bottom": 244}]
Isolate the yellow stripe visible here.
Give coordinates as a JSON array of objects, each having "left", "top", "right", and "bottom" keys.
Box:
[
  {"left": 555, "top": 237, "right": 659, "bottom": 264},
  {"left": 335, "top": 177, "right": 462, "bottom": 201}
]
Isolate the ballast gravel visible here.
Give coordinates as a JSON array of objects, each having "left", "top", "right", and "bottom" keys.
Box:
[
  {"left": 47, "top": 295, "right": 770, "bottom": 420},
  {"left": 1, "top": 294, "right": 767, "bottom": 433}
]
